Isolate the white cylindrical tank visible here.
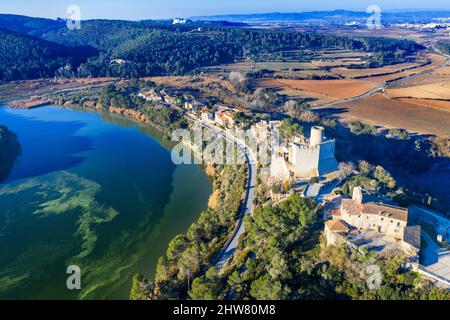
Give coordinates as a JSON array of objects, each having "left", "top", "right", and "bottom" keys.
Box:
[{"left": 310, "top": 126, "right": 324, "bottom": 147}]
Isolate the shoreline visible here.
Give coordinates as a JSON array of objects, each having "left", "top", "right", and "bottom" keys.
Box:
[
  {"left": 3, "top": 101, "right": 242, "bottom": 299},
  {"left": 0, "top": 103, "right": 215, "bottom": 299}
]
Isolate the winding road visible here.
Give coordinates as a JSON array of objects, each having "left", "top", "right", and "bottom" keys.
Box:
[
  {"left": 183, "top": 113, "right": 257, "bottom": 270},
  {"left": 311, "top": 47, "right": 450, "bottom": 111},
  {"left": 182, "top": 46, "right": 450, "bottom": 272}
]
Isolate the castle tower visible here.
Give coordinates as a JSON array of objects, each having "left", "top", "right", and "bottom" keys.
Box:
[
  {"left": 288, "top": 125, "right": 338, "bottom": 178},
  {"left": 310, "top": 126, "right": 324, "bottom": 147}
]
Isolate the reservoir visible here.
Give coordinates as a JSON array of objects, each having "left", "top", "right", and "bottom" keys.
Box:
[{"left": 0, "top": 105, "right": 211, "bottom": 299}]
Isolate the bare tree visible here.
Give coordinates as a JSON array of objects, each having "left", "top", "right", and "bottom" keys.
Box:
[
  {"left": 338, "top": 162, "right": 356, "bottom": 180},
  {"left": 246, "top": 88, "right": 278, "bottom": 112},
  {"left": 284, "top": 100, "right": 318, "bottom": 122},
  {"left": 229, "top": 72, "right": 247, "bottom": 91},
  {"left": 298, "top": 110, "right": 319, "bottom": 123}
]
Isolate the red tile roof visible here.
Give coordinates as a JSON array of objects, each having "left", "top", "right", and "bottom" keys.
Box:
[
  {"left": 325, "top": 219, "right": 352, "bottom": 233},
  {"left": 341, "top": 199, "right": 363, "bottom": 215},
  {"left": 341, "top": 199, "right": 408, "bottom": 222},
  {"left": 361, "top": 203, "right": 408, "bottom": 222}
]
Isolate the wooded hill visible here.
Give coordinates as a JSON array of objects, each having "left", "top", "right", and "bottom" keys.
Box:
[
  {"left": 0, "top": 14, "right": 423, "bottom": 81},
  {"left": 0, "top": 28, "right": 97, "bottom": 81}
]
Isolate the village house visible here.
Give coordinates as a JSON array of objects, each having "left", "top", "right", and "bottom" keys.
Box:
[
  {"left": 200, "top": 107, "right": 215, "bottom": 122},
  {"left": 184, "top": 100, "right": 203, "bottom": 111},
  {"left": 215, "top": 111, "right": 235, "bottom": 128},
  {"left": 250, "top": 121, "right": 270, "bottom": 143},
  {"left": 138, "top": 89, "right": 163, "bottom": 102},
  {"left": 160, "top": 90, "right": 176, "bottom": 105},
  {"left": 324, "top": 187, "right": 421, "bottom": 258}
]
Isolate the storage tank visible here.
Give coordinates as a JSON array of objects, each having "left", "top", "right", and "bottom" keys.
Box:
[{"left": 310, "top": 126, "right": 324, "bottom": 147}]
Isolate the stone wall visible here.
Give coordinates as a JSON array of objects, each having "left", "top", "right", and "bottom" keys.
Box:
[
  {"left": 318, "top": 139, "right": 338, "bottom": 176},
  {"left": 342, "top": 211, "right": 407, "bottom": 240},
  {"left": 289, "top": 143, "right": 320, "bottom": 178}
]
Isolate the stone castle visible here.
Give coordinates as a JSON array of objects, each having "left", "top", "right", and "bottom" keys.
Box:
[{"left": 288, "top": 126, "right": 338, "bottom": 178}]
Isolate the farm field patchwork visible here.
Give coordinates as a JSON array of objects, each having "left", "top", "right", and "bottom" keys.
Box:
[
  {"left": 254, "top": 61, "right": 318, "bottom": 70},
  {"left": 252, "top": 78, "right": 379, "bottom": 105},
  {"left": 331, "top": 62, "right": 421, "bottom": 79},
  {"left": 198, "top": 61, "right": 256, "bottom": 74},
  {"left": 396, "top": 98, "right": 450, "bottom": 112},
  {"left": 322, "top": 94, "right": 450, "bottom": 136},
  {"left": 387, "top": 82, "right": 450, "bottom": 100},
  {"left": 274, "top": 69, "right": 338, "bottom": 79}
]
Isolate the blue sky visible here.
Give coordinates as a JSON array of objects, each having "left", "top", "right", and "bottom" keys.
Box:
[{"left": 1, "top": 0, "right": 450, "bottom": 20}]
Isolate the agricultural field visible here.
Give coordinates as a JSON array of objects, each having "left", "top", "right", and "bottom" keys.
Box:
[
  {"left": 273, "top": 69, "right": 337, "bottom": 79},
  {"left": 374, "top": 54, "right": 447, "bottom": 83},
  {"left": 315, "top": 51, "right": 450, "bottom": 136},
  {"left": 311, "top": 59, "right": 366, "bottom": 68},
  {"left": 194, "top": 33, "right": 449, "bottom": 138},
  {"left": 313, "top": 49, "right": 371, "bottom": 59},
  {"left": 383, "top": 57, "right": 450, "bottom": 110},
  {"left": 387, "top": 82, "right": 450, "bottom": 100},
  {"left": 304, "top": 26, "right": 429, "bottom": 43},
  {"left": 252, "top": 51, "right": 448, "bottom": 107},
  {"left": 147, "top": 75, "right": 237, "bottom": 92},
  {"left": 331, "top": 62, "right": 421, "bottom": 78},
  {"left": 252, "top": 78, "right": 379, "bottom": 105},
  {"left": 310, "top": 49, "right": 370, "bottom": 68},
  {"left": 199, "top": 61, "right": 256, "bottom": 75},
  {"left": 388, "top": 57, "right": 450, "bottom": 88},
  {"left": 397, "top": 98, "right": 450, "bottom": 112},
  {"left": 145, "top": 75, "right": 244, "bottom": 103},
  {"left": 254, "top": 61, "right": 318, "bottom": 71},
  {"left": 0, "top": 78, "right": 120, "bottom": 103},
  {"left": 321, "top": 94, "right": 450, "bottom": 136}
]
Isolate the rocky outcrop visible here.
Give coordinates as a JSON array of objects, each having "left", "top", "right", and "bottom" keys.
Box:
[
  {"left": 9, "top": 98, "right": 51, "bottom": 109},
  {"left": 108, "top": 107, "right": 149, "bottom": 124}
]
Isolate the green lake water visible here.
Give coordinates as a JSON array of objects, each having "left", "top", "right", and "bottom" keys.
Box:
[{"left": 0, "top": 105, "right": 211, "bottom": 300}]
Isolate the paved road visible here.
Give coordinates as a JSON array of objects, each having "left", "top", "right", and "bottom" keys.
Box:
[
  {"left": 311, "top": 48, "right": 450, "bottom": 111},
  {"left": 183, "top": 114, "right": 257, "bottom": 270},
  {"left": 311, "top": 83, "right": 386, "bottom": 110},
  {"left": 305, "top": 183, "right": 321, "bottom": 198}
]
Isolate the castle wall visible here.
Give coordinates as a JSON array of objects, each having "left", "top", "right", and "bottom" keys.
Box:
[
  {"left": 287, "top": 125, "right": 338, "bottom": 178},
  {"left": 289, "top": 139, "right": 338, "bottom": 178},
  {"left": 317, "top": 140, "right": 338, "bottom": 176},
  {"left": 290, "top": 143, "right": 320, "bottom": 178}
]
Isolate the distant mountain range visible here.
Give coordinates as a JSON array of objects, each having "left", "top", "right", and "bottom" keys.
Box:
[{"left": 191, "top": 9, "right": 450, "bottom": 24}]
